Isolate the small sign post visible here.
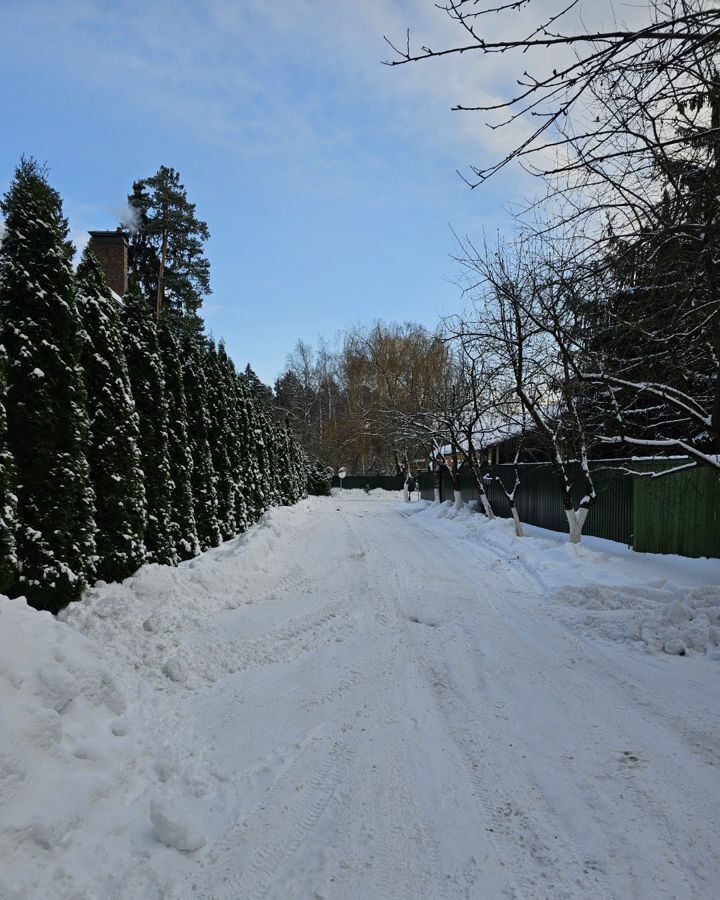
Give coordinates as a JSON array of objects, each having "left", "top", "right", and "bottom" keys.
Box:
[{"left": 338, "top": 467, "right": 346, "bottom": 490}]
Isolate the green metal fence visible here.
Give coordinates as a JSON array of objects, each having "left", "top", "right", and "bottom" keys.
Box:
[
  {"left": 417, "top": 460, "right": 720, "bottom": 558},
  {"left": 632, "top": 461, "right": 720, "bottom": 558},
  {"left": 331, "top": 475, "right": 406, "bottom": 491}
]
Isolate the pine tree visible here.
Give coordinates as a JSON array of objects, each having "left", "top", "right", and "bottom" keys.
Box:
[
  {"left": 126, "top": 166, "right": 210, "bottom": 332},
  {"left": 121, "top": 283, "right": 176, "bottom": 566},
  {"left": 0, "top": 158, "right": 96, "bottom": 612},
  {"left": 182, "top": 337, "right": 221, "bottom": 550},
  {"left": 76, "top": 249, "right": 147, "bottom": 582},
  {"left": 0, "top": 346, "right": 17, "bottom": 592},
  {"left": 158, "top": 314, "right": 199, "bottom": 560}
]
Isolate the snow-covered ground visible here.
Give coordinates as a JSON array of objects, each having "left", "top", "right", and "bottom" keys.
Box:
[{"left": 2, "top": 494, "right": 719, "bottom": 899}]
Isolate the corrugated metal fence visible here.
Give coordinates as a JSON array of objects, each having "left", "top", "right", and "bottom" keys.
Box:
[
  {"left": 417, "top": 460, "right": 720, "bottom": 559},
  {"left": 331, "top": 475, "right": 406, "bottom": 491}
]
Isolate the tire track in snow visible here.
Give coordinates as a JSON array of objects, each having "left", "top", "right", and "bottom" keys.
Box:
[
  {"left": 415, "top": 655, "right": 616, "bottom": 900},
  {"left": 192, "top": 732, "right": 356, "bottom": 900},
  {"left": 371, "top": 512, "right": 618, "bottom": 900}
]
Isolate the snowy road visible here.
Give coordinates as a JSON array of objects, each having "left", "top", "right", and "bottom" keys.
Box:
[{"left": 4, "top": 493, "right": 720, "bottom": 899}]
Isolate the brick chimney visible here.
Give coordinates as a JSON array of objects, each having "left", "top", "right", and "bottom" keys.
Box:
[{"left": 87, "top": 227, "right": 128, "bottom": 297}]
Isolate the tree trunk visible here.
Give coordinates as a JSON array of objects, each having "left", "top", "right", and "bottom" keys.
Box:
[
  {"left": 564, "top": 507, "right": 589, "bottom": 544},
  {"left": 156, "top": 224, "right": 167, "bottom": 321},
  {"left": 453, "top": 489, "right": 463, "bottom": 509},
  {"left": 510, "top": 504, "right": 525, "bottom": 537},
  {"left": 470, "top": 468, "right": 495, "bottom": 519},
  {"left": 478, "top": 492, "right": 494, "bottom": 518}
]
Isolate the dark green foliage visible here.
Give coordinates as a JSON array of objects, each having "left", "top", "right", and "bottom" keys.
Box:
[
  {"left": 240, "top": 372, "right": 272, "bottom": 519},
  {"left": 0, "top": 158, "right": 96, "bottom": 611},
  {"left": 204, "top": 342, "right": 238, "bottom": 540},
  {"left": 126, "top": 166, "right": 210, "bottom": 331},
  {"left": 235, "top": 374, "right": 263, "bottom": 525},
  {"left": 158, "top": 314, "right": 199, "bottom": 560},
  {"left": 122, "top": 283, "right": 176, "bottom": 566},
  {"left": 244, "top": 364, "right": 274, "bottom": 406},
  {"left": 76, "top": 249, "right": 147, "bottom": 582},
  {"left": 0, "top": 157, "right": 309, "bottom": 612},
  {"left": 271, "top": 420, "right": 295, "bottom": 505},
  {"left": 217, "top": 343, "right": 249, "bottom": 534},
  {"left": 288, "top": 440, "right": 309, "bottom": 503},
  {"left": 306, "top": 460, "right": 332, "bottom": 496},
  {"left": 0, "top": 347, "right": 17, "bottom": 592},
  {"left": 182, "top": 338, "right": 221, "bottom": 550}
]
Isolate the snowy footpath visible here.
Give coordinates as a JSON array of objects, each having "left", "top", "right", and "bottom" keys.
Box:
[{"left": 2, "top": 490, "right": 720, "bottom": 899}]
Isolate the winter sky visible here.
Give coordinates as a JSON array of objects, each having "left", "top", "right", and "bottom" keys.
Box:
[{"left": 0, "top": 0, "right": 626, "bottom": 383}]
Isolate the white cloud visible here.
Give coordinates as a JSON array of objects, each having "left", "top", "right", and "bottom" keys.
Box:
[{"left": 3, "top": 1, "right": 654, "bottom": 205}]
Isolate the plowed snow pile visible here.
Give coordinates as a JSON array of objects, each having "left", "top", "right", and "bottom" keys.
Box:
[
  {"left": 0, "top": 597, "right": 142, "bottom": 900},
  {"left": 554, "top": 583, "right": 720, "bottom": 655},
  {"left": 0, "top": 502, "right": 317, "bottom": 900}
]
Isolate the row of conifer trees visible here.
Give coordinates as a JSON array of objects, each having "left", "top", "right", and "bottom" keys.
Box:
[{"left": 0, "top": 159, "right": 307, "bottom": 614}]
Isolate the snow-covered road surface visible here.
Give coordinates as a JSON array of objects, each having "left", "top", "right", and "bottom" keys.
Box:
[{"left": 3, "top": 493, "right": 720, "bottom": 899}]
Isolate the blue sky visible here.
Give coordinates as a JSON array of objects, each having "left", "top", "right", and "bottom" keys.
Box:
[{"left": 0, "top": 0, "right": 537, "bottom": 384}]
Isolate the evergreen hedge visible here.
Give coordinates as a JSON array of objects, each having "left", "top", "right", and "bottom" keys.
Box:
[{"left": 0, "top": 159, "right": 307, "bottom": 613}]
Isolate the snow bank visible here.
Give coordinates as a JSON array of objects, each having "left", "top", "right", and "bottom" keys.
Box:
[
  {"left": 554, "top": 583, "right": 720, "bottom": 656},
  {"left": 0, "top": 596, "right": 140, "bottom": 899},
  {"left": 61, "top": 502, "right": 315, "bottom": 683},
  {"left": 331, "top": 487, "right": 404, "bottom": 501},
  {"left": 0, "top": 501, "right": 318, "bottom": 898},
  {"left": 402, "top": 499, "right": 720, "bottom": 657}
]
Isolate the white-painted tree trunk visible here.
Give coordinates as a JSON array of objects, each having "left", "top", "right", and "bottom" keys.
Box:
[
  {"left": 565, "top": 507, "right": 589, "bottom": 544},
  {"left": 433, "top": 488, "right": 441, "bottom": 504},
  {"left": 510, "top": 507, "right": 525, "bottom": 537},
  {"left": 479, "top": 493, "right": 495, "bottom": 519},
  {"left": 453, "top": 490, "right": 463, "bottom": 510},
  {"left": 403, "top": 485, "right": 410, "bottom": 502}
]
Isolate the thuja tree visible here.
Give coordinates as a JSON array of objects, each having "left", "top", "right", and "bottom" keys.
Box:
[
  {"left": 306, "top": 459, "right": 331, "bottom": 496},
  {"left": 121, "top": 283, "right": 176, "bottom": 565},
  {"left": 270, "top": 415, "right": 307, "bottom": 504},
  {"left": 158, "top": 314, "right": 199, "bottom": 560},
  {"left": 182, "top": 337, "right": 221, "bottom": 550},
  {"left": 0, "top": 346, "right": 17, "bottom": 592},
  {"left": 76, "top": 249, "right": 147, "bottom": 581},
  {"left": 242, "top": 369, "right": 274, "bottom": 518},
  {"left": 289, "top": 436, "right": 308, "bottom": 502},
  {"left": 205, "top": 342, "right": 238, "bottom": 540},
  {"left": 217, "top": 342, "right": 249, "bottom": 533},
  {"left": 0, "top": 158, "right": 96, "bottom": 610}
]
